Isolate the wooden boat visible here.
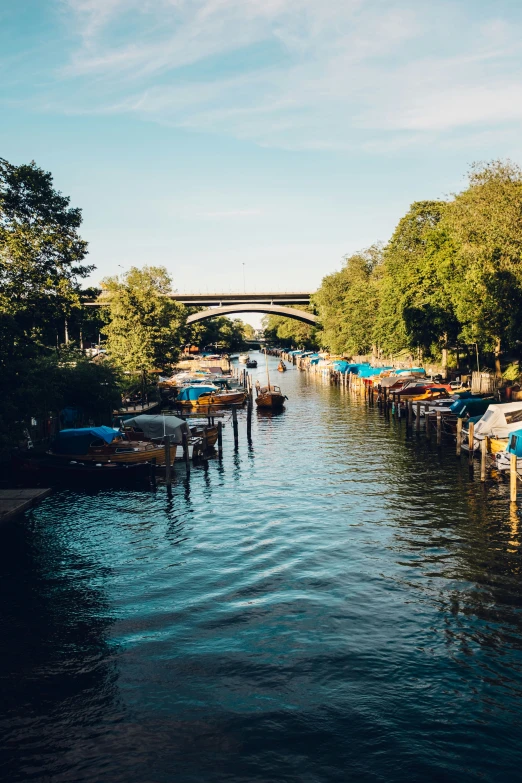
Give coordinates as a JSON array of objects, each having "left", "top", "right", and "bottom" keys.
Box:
[
  {"left": 255, "top": 385, "right": 286, "bottom": 408},
  {"left": 238, "top": 353, "right": 249, "bottom": 364},
  {"left": 47, "top": 426, "right": 175, "bottom": 465},
  {"left": 176, "top": 385, "right": 247, "bottom": 408},
  {"left": 255, "top": 350, "right": 287, "bottom": 409},
  {"left": 113, "top": 400, "right": 159, "bottom": 416},
  {"left": 277, "top": 362, "right": 287, "bottom": 372}
]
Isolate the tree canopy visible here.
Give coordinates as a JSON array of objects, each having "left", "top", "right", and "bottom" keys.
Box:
[
  {"left": 313, "top": 161, "right": 522, "bottom": 375},
  {"left": 100, "top": 266, "right": 186, "bottom": 373}
]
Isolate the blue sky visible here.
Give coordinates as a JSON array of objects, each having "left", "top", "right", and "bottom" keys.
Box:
[{"left": 2, "top": 0, "right": 522, "bottom": 321}]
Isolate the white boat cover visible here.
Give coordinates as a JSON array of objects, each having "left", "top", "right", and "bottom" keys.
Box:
[
  {"left": 123, "top": 414, "right": 191, "bottom": 443},
  {"left": 474, "top": 402, "right": 522, "bottom": 438}
]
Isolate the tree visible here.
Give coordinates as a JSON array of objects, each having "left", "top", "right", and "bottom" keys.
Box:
[
  {"left": 313, "top": 245, "right": 382, "bottom": 354},
  {"left": 373, "top": 202, "right": 457, "bottom": 360},
  {"left": 442, "top": 161, "right": 522, "bottom": 376},
  {"left": 100, "top": 266, "right": 186, "bottom": 372},
  {"left": 186, "top": 316, "right": 252, "bottom": 352},
  {"left": 262, "top": 307, "right": 319, "bottom": 350},
  {"left": 0, "top": 157, "right": 92, "bottom": 359}
]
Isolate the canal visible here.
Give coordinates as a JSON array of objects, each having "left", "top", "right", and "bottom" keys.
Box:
[{"left": 1, "top": 352, "right": 521, "bottom": 783}]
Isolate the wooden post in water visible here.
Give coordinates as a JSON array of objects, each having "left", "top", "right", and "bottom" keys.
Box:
[
  {"left": 407, "top": 399, "right": 413, "bottom": 428},
  {"left": 247, "top": 395, "right": 252, "bottom": 441},
  {"left": 511, "top": 453, "right": 518, "bottom": 503},
  {"left": 436, "top": 411, "right": 442, "bottom": 445},
  {"left": 416, "top": 401, "right": 420, "bottom": 433},
  {"left": 480, "top": 437, "right": 487, "bottom": 482},
  {"left": 456, "top": 417, "right": 462, "bottom": 456},
  {"left": 425, "top": 411, "right": 431, "bottom": 440},
  {"left": 182, "top": 433, "right": 190, "bottom": 474},
  {"left": 232, "top": 406, "right": 239, "bottom": 450},
  {"left": 164, "top": 435, "right": 172, "bottom": 490},
  {"left": 468, "top": 421, "right": 475, "bottom": 466},
  {"left": 217, "top": 420, "right": 223, "bottom": 458}
]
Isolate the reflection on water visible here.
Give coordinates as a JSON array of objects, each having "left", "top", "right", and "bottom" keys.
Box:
[{"left": 1, "top": 353, "right": 522, "bottom": 782}]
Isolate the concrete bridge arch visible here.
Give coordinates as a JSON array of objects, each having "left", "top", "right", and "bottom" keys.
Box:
[{"left": 186, "top": 303, "right": 317, "bottom": 326}]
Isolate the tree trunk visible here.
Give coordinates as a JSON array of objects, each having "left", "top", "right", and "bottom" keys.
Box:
[
  {"left": 441, "top": 333, "right": 448, "bottom": 379},
  {"left": 494, "top": 337, "right": 502, "bottom": 379}
]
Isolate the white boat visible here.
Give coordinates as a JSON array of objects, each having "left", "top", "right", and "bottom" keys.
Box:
[
  {"left": 494, "top": 452, "right": 522, "bottom": 471},
  {"left": 465, "top": 402, "right": 522, "bottom": 450},
  {"left": 238, "top": 353, "right": 250, "bottom": 364}
]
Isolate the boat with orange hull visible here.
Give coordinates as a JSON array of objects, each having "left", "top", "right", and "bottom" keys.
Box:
[
  {"left": 255, "top": 351, "right": 288, "bottom": 409},
  {"left": 255, "top": 385, "right": 286, "bottom": 409}
]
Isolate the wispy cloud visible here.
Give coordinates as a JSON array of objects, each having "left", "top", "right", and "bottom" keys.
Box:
[{"left": 29, "top": 1, "right": 522, "bottom": 151}]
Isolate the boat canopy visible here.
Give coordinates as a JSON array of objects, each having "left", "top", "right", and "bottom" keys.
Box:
[
  {"left": 176, "top": 385, "right": 217, "bottom": 401},
  {"left": 474, "top": 402, "right": 522, "bottom": 438},
  {"left": 123, "top": 414, "right": 190, "bottom": 444},
  {"left": 51, "top": 426, "right": 120, "bottom": 455},
  {"left": 394, "top": 367, "right": 425, "bottom": 375},
  {"left": 507, "top": 430, "right": 522, "bottom": 457},
  {"left": 450, "top": 397, "right": 497, "bottom": 418}
]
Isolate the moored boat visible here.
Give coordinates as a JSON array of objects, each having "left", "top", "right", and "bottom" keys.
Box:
[
  {"left": 238, "top": 353, "right": 249, "bottom": 364},
  {"left": 255, "top": 385, "right": 286, "bottom": 409},
  {"left": 47, "top": 426, "right": 175, "bottom": 465},
  {"left": 175, "top": 385, "right": 247, "bottom": 408}
]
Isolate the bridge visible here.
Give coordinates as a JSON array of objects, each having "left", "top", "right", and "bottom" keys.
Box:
[{"left": 89, "top": 291, "right": 317, "bottom": 325}]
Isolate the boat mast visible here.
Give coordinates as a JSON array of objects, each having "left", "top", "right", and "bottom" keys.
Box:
[{"left": 265, "top": 348, "right": 271, "bottom": 389}]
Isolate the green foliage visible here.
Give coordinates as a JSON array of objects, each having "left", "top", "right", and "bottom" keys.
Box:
[
  {"left": 0, "top": 157, "right": 92, "bottom": 359},
  {"left": 187, "top": 316, "right": 252, "bottom": 352},
  {"left": 101, "top": 266, "right": 186, "bottom": 372},
  {"left": 262, "top": 307, "right": 318, "bottom": 350},
  {"left": 313, "top": 245, "right": 381, "bottom": 354},
  {"left": 0, "top": 349, "right": 121, "bottom": 449},
  {"left": 314, "top": 164, "right": 522, "bottom": 372}
]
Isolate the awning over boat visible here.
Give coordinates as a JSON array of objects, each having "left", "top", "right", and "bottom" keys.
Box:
[
  {"left": 123, "top": 414, "right": 190, "bottom": 443},
  {"left": 176, "top": 385, "right": 217, "bottom": 402},
  {"left": 51, "top": 426, "right": 120, "bottom": 455}
]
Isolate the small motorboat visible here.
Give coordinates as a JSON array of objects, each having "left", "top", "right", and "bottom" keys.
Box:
[
  {"left": 246, "top": 359, "right": 258, "bottom": 368},
  {"left": 238, "top": 354, "right": 250, "bottom": 364},
  {"left": 277, "top": 361, "right": 287, "bottom": 372}
]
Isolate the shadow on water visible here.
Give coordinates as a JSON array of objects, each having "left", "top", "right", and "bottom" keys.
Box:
[{"left": 2, "top": 356, "right": 522, "bottom": 782}]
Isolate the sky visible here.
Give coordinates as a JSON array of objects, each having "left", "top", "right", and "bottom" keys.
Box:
[{"left": 2, "top": 0, "right": 522, "bottom": 325}]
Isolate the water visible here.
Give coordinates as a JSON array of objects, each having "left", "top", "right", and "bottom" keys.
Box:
[{"left": 2, "top": 353, "right": 522, "bottom": 783}]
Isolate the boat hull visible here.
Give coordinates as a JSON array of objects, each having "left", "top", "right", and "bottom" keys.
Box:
[{"left": 255, "top": 392, "right": 286, "bottom": 408}]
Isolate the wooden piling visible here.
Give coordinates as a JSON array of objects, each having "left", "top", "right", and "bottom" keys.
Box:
[
  {"left": 164, "top": 435, "right": 172, "bottom": 489},
  {"left": 480, "top": 437, "right": 487, "bottom": 482},
  {"left": 456, "top": 417, "right": 462, "bottom": 456},
  {"left": 407, "top": 399, "right": 413, "bottom": 427},
  {"left": 425, "top": 411, "right": 431, "bottom": 439},
  {"left": 416, "top": 401, "right": 420, "bottom": 432},
  {"left": 182, "top": 433, "right": 190, "bottom": 474},
  {"left": 468, "top": 421, "right": 475, "bottom": 466},
  {"left": 232, "top": 406, "right": 239, "bottom": 449},
  {"left": 217, "top": 420, "right": 223, "bottom": 458},
  {"left": 511, "top": 453, "right": 518, "bottom": 503},
  {"left": 247, "top": 395, "right": 252, "bottom": 441},
  {"left": 436, "top": 411, "right": 441, "bottom": 445}
]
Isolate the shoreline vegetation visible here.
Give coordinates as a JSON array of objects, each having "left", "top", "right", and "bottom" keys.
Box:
[{"left": 2, "top": 156, "right": 522, "bottom": 450}]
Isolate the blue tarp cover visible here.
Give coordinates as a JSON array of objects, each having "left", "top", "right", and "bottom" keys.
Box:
[
  {"left": 52, "top": 426, "right": 120, "bottom": 455},
  {"left": 176, "top": 385, "right": 216, "bottom": 402},
  {"left": 508, "top": 430, "right": 522, "bottom": 457}
]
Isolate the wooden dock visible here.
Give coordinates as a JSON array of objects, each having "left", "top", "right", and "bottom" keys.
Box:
[{"left": 0, "top": 488, "right": 52, "bottom": 525}]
